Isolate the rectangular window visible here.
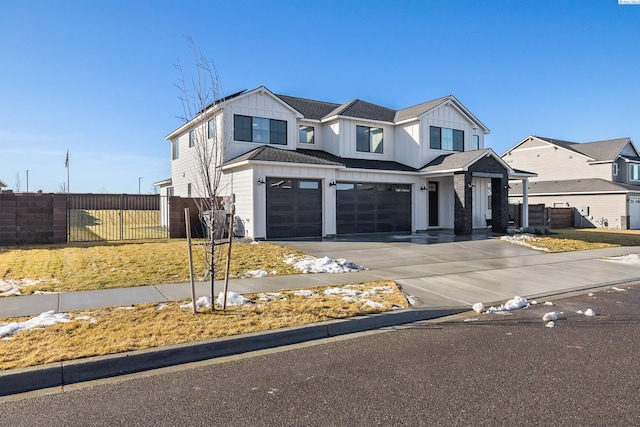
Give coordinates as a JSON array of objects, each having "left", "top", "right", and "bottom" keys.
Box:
[
  {"left": 630, "top": 164, "right": 640, "bottom": 181},
  {"left": 299, "top": 125, "right": 315, "bottom": 144},
  {"left": 429, "top": 126, "right": 464, "bottom": 152},
  {"left": 472, "top": 135, "right": 480, "bottom": 150},
  {"left": 171, "top": 138, "right": 179, "bottom": 160},
  {"left": 356, "top": 125, "right": 383, "bottom": 153},
  {"left": 187, "top": 183, "right": 192, "bottom": 197},
  {"left": 189, "top": 130, "right": 195, "bottom": 148},
  {"left": 208, "top": 119, "right": 215, "bottom": 139},
  {"left": 234, "top": 115, "right": 287, "bottom": 145}
]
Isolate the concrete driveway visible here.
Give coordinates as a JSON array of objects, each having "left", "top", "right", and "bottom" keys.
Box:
[{"left": 277, "top": 232, "right": 640, "bottom": 309}]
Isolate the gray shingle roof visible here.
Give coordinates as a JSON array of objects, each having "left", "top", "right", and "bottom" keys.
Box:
[
  {"left": 330, "top": 99, "right": 397, "bottom": 122},
  {"left": 275, "top": 95, "right": 340, "bottom": 120},
  {"left": 223, "top": 146, "right": 416, "bottom": 172},
  {"left": 508, "top": 178, "right": 640, "bottom": 196},
  {"left": 394, "top": 96, "right": 449, "bottom": 122},
  {"left": 534, "top": 136, "right": 632, "bottom": 161},
  {"left": 420, "top": 149, "right": 492, "bottom": 172},
  {"left": 223, "top": 146, "right": 343, "bottom": 167},
  {"left": 297, "top": 149, "right": 417, "bottom": 172}
]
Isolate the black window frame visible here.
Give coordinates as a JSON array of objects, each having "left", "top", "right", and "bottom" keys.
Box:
[
  {"left": 299, "top": 125, "right": 315, "bottom": 144},
  {"left": 430, "top": 126, "right": 465, "bottom": 152},
  {"left": 234, "top": 114, "right": 287, "bottom": 145},
  {"left": 356, "top": 125, "right": 383, "bottom": 153}
]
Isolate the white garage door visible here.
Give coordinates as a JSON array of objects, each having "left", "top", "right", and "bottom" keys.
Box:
[{"left": 629, "top": 198, "right": 640, "bottom": 229}]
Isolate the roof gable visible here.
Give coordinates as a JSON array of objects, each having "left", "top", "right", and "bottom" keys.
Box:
[
  {"left": 324, "top": 99, "right": 397, "bottom": 123},
  {"left": 420, "top": 149, "right": 511, "bottom": 173},
  {"left": 275, "top": 95, "right": 340, "bottom": 121},
  {"left": 505, "top": 135, "right": 635, "bottom": 163}
]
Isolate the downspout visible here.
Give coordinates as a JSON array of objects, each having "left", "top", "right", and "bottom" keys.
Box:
[{"left": 522, "top": 178, "right": 529, "bottom": 228}]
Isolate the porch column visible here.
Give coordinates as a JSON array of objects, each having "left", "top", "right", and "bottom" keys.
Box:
[
  {"left": 522, "top": 178, "right": 529, "bottom": 228},
  {"left": 453, "top": 172, "right": 473, "bottom": 235}
]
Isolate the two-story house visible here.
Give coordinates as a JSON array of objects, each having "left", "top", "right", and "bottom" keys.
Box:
[
  {"left": 502, "top": 136, "right": 640, "bottom": 229},
  {"left": 160, "top": 86, "right": 532, "bottom": 239}
]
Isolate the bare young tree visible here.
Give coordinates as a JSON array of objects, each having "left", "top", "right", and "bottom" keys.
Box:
[
  {"left": 15, "top": 172, "right": 21, "bottom": 192},
  {"left": 174, "top": 35, "right": 230, "bottom": 309}
]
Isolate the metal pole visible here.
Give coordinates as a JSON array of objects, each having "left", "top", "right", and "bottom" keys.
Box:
[
  {"left": 26, "top": 170, "right": 29, "bottom": 193},
  {"left": 138, "top": 177, "right": 142, "bottom": 194},
  {"left": 185, "top": 208, "right": 197, "bottom": 315}
]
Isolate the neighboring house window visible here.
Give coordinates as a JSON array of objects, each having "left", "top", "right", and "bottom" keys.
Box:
[
  {"left": 208, "top": 119, "right": 215, "bottom": 139},
  {"left": 356, "top": 125, "right": 383, "bottom": 153},
  {"left": 234, "top": 115, "right": 287, "bottom": 145},
  {"left": 187, "top": 183, "right": 192, "bottom": 197},
  {"left": 430, "top": 126, "right": 464, "bottom": 151},
  {"left": 189, "top": 130, "right": 195, "bottom": 148},
  {"left": 630, "top": 164, "right": 640, "bottom": 181},
  {"left": 472, "top": 135, "right": 480, "bottom": 150},
  {"left": 171, "top": 139, "right": 179, "bottom": 160},
  {"left": 299, "top": 125, "right": 314, "bottom": 144},
  {"left": 166, "top": 187, "right": 174, "bottom": 197},
  {"left": 613, "top": 163, "right": 619, "bottom": 176}
]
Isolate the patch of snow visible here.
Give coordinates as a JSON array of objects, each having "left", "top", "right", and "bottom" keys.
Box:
[
  {"left": 544, "top": 301, "right": 554, "bottom": 306},
  {"left": 245, "top": 269, "right": 268, "bottom": 278},
  {"left": 293, "top": 290, "right": 314, "bottom": 297},
  {"left": 0, "top": 310, "right": 72, "bottom": 338},
  {"left": 611, "top": 286, "right": 626, "bottom": 292},
  {"left": 485, "top": 296, "right": 529, "bottom": 313},
  {"left": 499, "top": 234, "right": 550, "bottom": 252},
  {"left": 180, "top": 296, "right": 212, "bottom": 310},
  {"left": 604, "top": 253, "right": 640, "bottom": 264},
  {"left": 75, "top": 315, "right": 97, "bottom": 323},
  {"left": 588, "top": 293, "right": 595, "bottom": 297},
  {"left": 362, "top": 300, "right": 384, "bottom": 310},
  {"left": 464, "top": 318, "right": 478, "bottom": 322},
  {"left": 250, "top": 241, "right": 260, "bottom": 245},
  {"left": 584, "top": 308, "right": 596, "bottom": 317},
  {"left": 406, "top": 295, "right": 418, "bottom": 305},
  {"left": 545, "top": 321, "right": 556, "bottom": 328},
  {"left": 324, "top": 287, "right": 361, "bottom": 297},
  {"left": 530, "top": 300, "right": 538, "bottom": 305},
  {"left": 542, "top": 312, "right": 558, "bottom": 322},
  {"left": 156, "top": 304, "right": 168, "bottom": 310},
  {"left": 284, "top": 255, "right": 365, "bottom": 274},
  {"left": 217, "top": 292, "right": 251, "bottom": 306},
  {"left": 472, "top": 303, "right": 484, "bottom": 313}
]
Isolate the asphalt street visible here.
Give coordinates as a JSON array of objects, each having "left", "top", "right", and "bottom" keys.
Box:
[{"left": 2, "top": 283, "right": 639, "bottom": 426}]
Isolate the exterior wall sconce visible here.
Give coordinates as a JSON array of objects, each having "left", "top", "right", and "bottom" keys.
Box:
[
  {"left": 257, "top": 178, "right": 265, "bottom": 185},
  {"left": 467, "top": 183, "right": 475, "bottom": 189},
  {"left": 504, "top": 185, "right": 511, "bottom": 190},
  {"left": 329, "top": 181, "right": 337, "bottom": 187},
  {"left": 420, "top": 186, "right": 427, "bottom": 191}
]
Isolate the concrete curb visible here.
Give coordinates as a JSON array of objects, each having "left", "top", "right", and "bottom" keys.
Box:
[{"left": 0, "top": 307, "right": 465, "bottom": 397}]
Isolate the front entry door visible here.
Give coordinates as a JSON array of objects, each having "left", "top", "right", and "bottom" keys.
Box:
[{"left": 428, "top": 181, "right": 439, "bottom": 227}]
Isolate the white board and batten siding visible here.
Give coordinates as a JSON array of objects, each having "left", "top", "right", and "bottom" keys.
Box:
[
  {"left": 394, "top": 121, "right": 421, "bottom": 169},
  {"left": 422, "top": 103, "right": 485, "bottom": 162},
  {"left": 224, "top": 91, "right": 299, "bottom": 162},
  {"left": 223, "top": 168, "right": 255, "bottom": 239}
]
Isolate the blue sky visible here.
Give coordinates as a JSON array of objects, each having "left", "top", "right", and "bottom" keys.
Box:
[{"left": 1, "top": 0, "right": 639, "bottom": 194}]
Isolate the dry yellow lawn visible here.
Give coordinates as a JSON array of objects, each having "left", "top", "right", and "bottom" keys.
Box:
[
  {"left": 508, "top": 228, "right": 640, "bottom": 252},
  {"left": 0, "top": 281, "right": 407, "bottom": 370},
  {"left": 0, "top": 240, "right": 308, "bottom": 294}
]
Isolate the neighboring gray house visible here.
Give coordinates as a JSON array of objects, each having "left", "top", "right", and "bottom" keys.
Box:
[
  {"left": 502, "top": 136, "right": 640, "bottom": 229},
  {"left": 160, "top": 86, "right": 532, "bottom": 239}
]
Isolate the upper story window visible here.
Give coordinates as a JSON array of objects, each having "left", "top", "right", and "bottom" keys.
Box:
[
  {"left": 189, "top": 130, "right": 195, "bottom": 148},
  {"left": 356, "top": 125, "right": 383, "bottom": 153},
  {"left": 171, "top": 138, "right": 179, "bottom": 160},
  {"left": 234, "top": 115, "right": 287, "bottom": 145},
  {"left": 208, "top": 119, "right": 215, "bottom": 139},
  {"left": 472, "top": 135, "right": 480, "bottom": 150},
  {"left": 430, "top": 126, "right": 464, "bottom": 152},
  {"left": 299, "top": 125, "right": 314, "bottom": 144},
  {"left": 613, "top": 163, "right": 619, "bottom": 176},
  {"left": 630, "top": 164, "right": 640, "bottom": 181}
]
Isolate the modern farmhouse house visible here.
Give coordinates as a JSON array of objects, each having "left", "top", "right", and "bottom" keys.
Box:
[
  {"left": 159, "top": 86, "right": 532, "bottom": 239},
  {"left": 502, "top": 136, "right": 640, "bottom": 229}
]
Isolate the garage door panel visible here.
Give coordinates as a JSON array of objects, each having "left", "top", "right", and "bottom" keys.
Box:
[
  {"left": 266, "top": 178, "right": 322, "bottom": 239},
  {"left": 336, "top": 182, "right": 411, "bottom": 234}
]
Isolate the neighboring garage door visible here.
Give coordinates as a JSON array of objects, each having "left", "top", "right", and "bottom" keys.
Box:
[
  {"left": 266, "top": 177, "right": 322, "bottom": 238},
  {"left": 629, "top": 198, "right": 640, "bottom": 229},
  {"left": 336, "top": 182, "right": 411, "bottom": 234}
]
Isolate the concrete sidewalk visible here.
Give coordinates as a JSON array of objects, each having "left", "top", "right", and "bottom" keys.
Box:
[
  {"left": 2, "top": 238, "right": 640, "bottom": 396},
  {"left": 1, "top": 239, "right": 640, "bottom": 318}
]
